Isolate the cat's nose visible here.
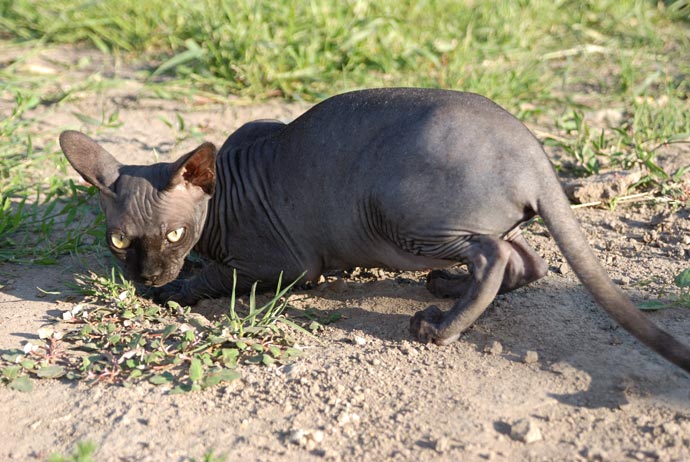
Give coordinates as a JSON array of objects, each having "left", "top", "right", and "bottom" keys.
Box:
[{"left": 141, "top": 268, "right": 163, "bottom": 285}]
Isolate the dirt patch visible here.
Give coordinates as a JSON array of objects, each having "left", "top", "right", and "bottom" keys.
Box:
[{"left": 1, "top": 45, "right": 689, "bottom": 462}]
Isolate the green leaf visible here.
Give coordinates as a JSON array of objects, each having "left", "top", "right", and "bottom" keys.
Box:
[
  {"left": 251, "top": 343, "right": 264, "bottom": 352},
  {"left": 189, "top": 358, "right": 203, "bottom": 382},
  {"left": 666, "top": 133, "right": 690, "bottom": 142},
  {"left": 8, "top": 376, "right": 33, "bottom": 392},
  {"left": 221, "top": 348, "right": 239, "bottom": 367},
  {"left": 202, "top": 368, "right": 240, "bottom": 388},
  {"left": 2, "top": 365, "right": 21, "bottom": 380},
  {"left": 285, "top": 348, "right": 303, "bottom": 357},
  {"left": 151, "top": 39, "right": 205, "bottom": 77},
  {"left": 170, "top": 383, "right": 192, "bottom": 394},
  {"left": 149, "top": 372, "right": 174, "bottom": 385},
  {"left": 161, "top": 324, "right": 177, "bottom": 339},
  {"left": 1, "top": 350, "right": 24, "bottom": 362},
  {"left": 36, "top": 365, "right": 66, "bottom": 379},
  {"left": 71, "top": 111, "right": 102, "bottom": 126},
  {"left": 674, "top": 268, "right": 690, "bottom": 289},
  {"left": 637, "top": 301, "right": 671, "bottom": 311}
]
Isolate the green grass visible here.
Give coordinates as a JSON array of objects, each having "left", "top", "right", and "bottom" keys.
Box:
[
  {"left": 0, "top": 0, "right": 688, "bottom": 106},
  {"left": 48, "top": 441, "right": 97, "bottom": 462},
  {"left": 0, "top": 80, "right": 105, "bottom": 264}
]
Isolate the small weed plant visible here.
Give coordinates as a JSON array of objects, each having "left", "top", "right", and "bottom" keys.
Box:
[
  {"left": 0, "top": 269, "right": 313, "bottom": 393},
  {"left": 48, "top": 441, "right": 97, "bottom": 462},
  {"left": 639, "top": 268, "right": 690, "bottom": 311}
]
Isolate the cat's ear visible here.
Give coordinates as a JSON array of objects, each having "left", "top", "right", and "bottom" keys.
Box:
[
  {"left": 59, "top": 130, "right": 121, "bottom": 195},
  {"left": 168, "top": 142, "right": 217, "bottom": 196}
]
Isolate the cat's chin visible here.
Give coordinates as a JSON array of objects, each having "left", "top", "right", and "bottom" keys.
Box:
[
  {"left": 130, "top": 273, "right": 179, "bottom": 289},
  {"left": 142, "top": 277, "right": 178, "bottom": 288}
]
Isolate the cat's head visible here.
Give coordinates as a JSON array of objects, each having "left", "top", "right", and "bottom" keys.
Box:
[{"left": 59, "top": 130, "right": 216, "bottom": 287}]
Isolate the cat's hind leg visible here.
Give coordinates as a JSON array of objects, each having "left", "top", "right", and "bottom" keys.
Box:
[
  {"left": 410, "top": 232, "right": 547, "bottom": 345},
  {"left": 425, "top": 233, "right": 547, "bottom": 298}
]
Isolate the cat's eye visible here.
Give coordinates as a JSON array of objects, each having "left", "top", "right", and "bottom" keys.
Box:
[
  {"left": 166, "top": 227, "right": 185, "bottom": 243},
  {"left": 110, "top": 233, "right": 131, "bottom": 250}
]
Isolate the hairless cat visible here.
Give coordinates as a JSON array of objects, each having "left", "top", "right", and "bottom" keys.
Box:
[{"left": 60, "top": 88, "right": 690, "bottom": 374}]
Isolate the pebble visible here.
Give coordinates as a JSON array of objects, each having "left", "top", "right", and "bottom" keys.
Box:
[
  {"left": 509, "top": 418, "right": 542, "bottom": 444},
  {"left": 400, "top": 344, "right": 419, "bottom": 356},
  {"left": 582, "top": 446, "right": 608, "bottom": 461},
  {"left": 522, "top": 351, "right": 539, "bottom": 364},
  {"left": 434, "top": 436, "right": 451, "bottom": 453},
  {"left": 288, "top": 428, "right": 325, "bottom": 450},
  {"left": 608, "top": 334, "right": 623, "bottom": 345},
  {"left": 558, "top": 263, "right": 570, "bottom": 275},
  {"left": 616, "top": 276, "right": 631, "bottom": 285},
  {"left": 662, "top": 422, "right": 680, "bottom": 436},
  {"left": 484, "top": 340, "right": 503, "bottom": 355},
  {"left": 337, "top": 411, "right": 360, "bottom": 427},
  {"left": 279, "top": 363, "right": 301, "bottom": 377},
  {"left": 353, "top": 336, "right": 366, "bottom": 346}
]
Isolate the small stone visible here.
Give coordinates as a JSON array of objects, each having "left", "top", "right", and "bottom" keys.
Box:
[
  {"left": 616, "top": 276, "right": 631, "bottom": 285},
  {"left": 434, "top": 436, "right": 451, "bottom": 453},
  {"left": 558, "top": 263, "right": 570, "bottom": 275},
  {"left": 608, "top": 334, "right": 623, "bottom": 345},
  {"left": 523, "top": 351, "right": 539, "bottom": 364},
  {"left": 288, "top": 428, "right": 325, "bottom": 450},
  {"left": 509, "top": 418, "right": 542, "bottom": 444},
  {"left": 683, "top": 235, "right": 690, "bottom": 245},
  {"left": 662, "top": 422, "right": 680, "bottom": 435},
  {"left": 288, "top": 429, "right": 305, "bottom": 445},
  {"left": 484, "top": 340, "right": 503, "bottom": 355},
  {"left": 353, "top": 336, "right": 366, "bottom": 346},
  {"left": 582, "top": 446, "right": 608, "bottom": 461},
  {"left": 400, "top": 344, "right": 418, "bottom": 356},
  {"left": 311, "top": 430, "right": 325, "bottom": 443},
  {"left": 337, "top": 411, "right": 360, "bottom": 427},
  {"left": 279, "top": 363, "right": 301, "bottom": 377}
]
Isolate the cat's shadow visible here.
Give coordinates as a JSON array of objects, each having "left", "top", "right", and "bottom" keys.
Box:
[{"left": 190, "top": 276, "right": 690, "bottom": 410}]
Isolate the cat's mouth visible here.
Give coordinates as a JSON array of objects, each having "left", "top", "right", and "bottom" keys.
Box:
[
  {"left": 119, "top": 257, "right": 185, "bottom": 289},
  {"left": 140, "top": 274, "right": 178, "bottom": 288},
  {"left": 131, "top": 270, "right": 179, "bottom": 288}
]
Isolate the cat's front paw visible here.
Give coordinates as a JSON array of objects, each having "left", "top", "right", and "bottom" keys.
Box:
[{"left": 146, "top": 280, "right": 198, "bottom": 307}]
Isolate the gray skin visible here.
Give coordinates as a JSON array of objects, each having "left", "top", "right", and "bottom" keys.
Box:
[{"left": 59, "top": 88, "right": 690, "bottom": 373}]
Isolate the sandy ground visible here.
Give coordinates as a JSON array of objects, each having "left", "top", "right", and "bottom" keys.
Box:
[{"left": 1, "top": 44, "right": 689, "bottom": 462}]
